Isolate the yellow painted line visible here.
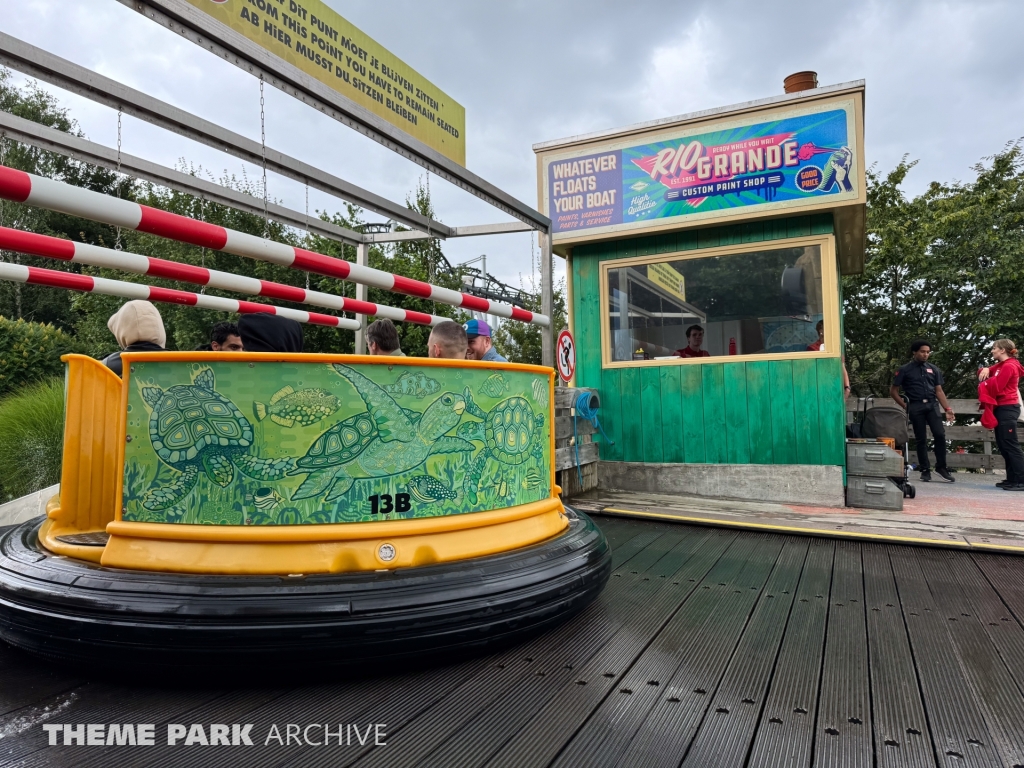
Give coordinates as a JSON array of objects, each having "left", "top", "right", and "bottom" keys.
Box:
[
  {"left": 601, "top": 507, "right": 972, "bottom": 548},
  {"left": 969, "top": 542, "right": 1024, "bottom": 553}
]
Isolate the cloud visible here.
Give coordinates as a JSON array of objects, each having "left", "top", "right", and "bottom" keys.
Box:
[
  {"left": 1, "top": 0, "right": 1022, "bottom": 289},
  {"left": 633, "top": 16, "right": 742, "bottom": 122}
]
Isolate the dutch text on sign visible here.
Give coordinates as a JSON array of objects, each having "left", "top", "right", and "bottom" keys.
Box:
[{"left": 185, "top": 0, "right": 466, "bottom": 165}]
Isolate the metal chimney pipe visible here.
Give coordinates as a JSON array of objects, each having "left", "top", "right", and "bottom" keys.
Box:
[{"left": 784, "top": 71, "right": 818, "bottom": 93}]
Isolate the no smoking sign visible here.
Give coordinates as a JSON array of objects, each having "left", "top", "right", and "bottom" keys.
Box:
[{"left": 556, "top": 330, "right": 575, "bottom": 383}]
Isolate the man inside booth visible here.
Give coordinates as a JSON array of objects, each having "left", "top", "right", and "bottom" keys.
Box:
[
  {"left": 807, "top": 320, "right": 825, "bottom": 352},
  {"left": 675, "top": 325, "right": 711, "bottom": 358}
]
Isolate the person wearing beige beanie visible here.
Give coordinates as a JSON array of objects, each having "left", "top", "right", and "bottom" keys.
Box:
[{"left": 101, "top": 300, "right": 167, "bottom": 376}]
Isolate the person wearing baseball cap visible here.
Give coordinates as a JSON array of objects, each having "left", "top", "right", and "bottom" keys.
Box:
[{"left": 464, "top": 319, "right": 508, "bottom": 363}]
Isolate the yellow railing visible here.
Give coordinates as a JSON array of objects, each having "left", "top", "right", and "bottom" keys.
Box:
[{"left": 40, "top": 355, "right": 123, "bottom": 562}]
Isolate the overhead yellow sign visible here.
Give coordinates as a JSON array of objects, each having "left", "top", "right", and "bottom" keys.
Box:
[
  {"left": 647, "top": 262, "right": 686, "bottom": 302},
  {"left": 185, "top": 0, "right": 466, "bottom": 165}
]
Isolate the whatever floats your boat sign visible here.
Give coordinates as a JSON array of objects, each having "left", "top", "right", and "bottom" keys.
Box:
[
  {"left": 186, "top": 0, "right": 466, "bottom": 165},
  {"left": 539, "top": 95, "right": 862, "bottom": 242}
]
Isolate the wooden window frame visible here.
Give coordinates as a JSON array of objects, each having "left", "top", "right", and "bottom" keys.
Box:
[{"left": 598, "top": 234, "right": 840, "bottom": 369}]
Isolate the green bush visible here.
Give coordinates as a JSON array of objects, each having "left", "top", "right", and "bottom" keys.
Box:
[
  {"left": 0, "top": 378, "right": 65, "bottom": 502},
  {"left": 0, "top": 316, "right": 87, "bottom": 397}
]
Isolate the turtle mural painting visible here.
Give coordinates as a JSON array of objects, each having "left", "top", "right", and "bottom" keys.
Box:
[
  {"left": 134, "top": 367, "right": 295, "bottom": 511},
  {"left": 288, "top": 365, "right": 475, "bottom": 503},
  {"left": 122, "top": 359, "right": 553, "bottom": 525},
  {"left": 458, "top": 391, "right": 546, "bottom": 506}
]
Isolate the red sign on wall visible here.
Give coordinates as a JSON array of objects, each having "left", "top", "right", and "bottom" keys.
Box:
[{"left": 556, "top": 330, "right": 576, "bottom": 383}]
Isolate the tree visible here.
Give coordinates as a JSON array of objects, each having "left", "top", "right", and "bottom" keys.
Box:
[
  {"left": 492, "top": 277, "right": 567, "bottom": 366},
  {"left": 311, "top": 182, "right": 466, "bottom": 358},
  {"left": 0, "top": 69, "right": 129, "bottom": 330},
  {"left": 843, "top": 144, "right": 1024, "bottom": 398},
  {"left": 71, "top": 174, "right": 472, "bottom": 356},
  {"left": 71, "top": 169, "right": 315, "bottom": 354},
  {"left": 0, "top": 73, "right": 556, "bottom": 362}
]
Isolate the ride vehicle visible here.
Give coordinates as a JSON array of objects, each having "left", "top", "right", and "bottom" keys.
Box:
[{"left": 0, "top": 352, "right": 610, "bottom": 671}]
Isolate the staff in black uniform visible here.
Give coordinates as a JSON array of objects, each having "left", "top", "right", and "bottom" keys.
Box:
[{"left": 890, "top": 339, "right": 955, "bottom": 482}]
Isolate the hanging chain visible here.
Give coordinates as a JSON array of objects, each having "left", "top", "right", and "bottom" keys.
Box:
[
  {"left": 0, "top": 133, "right": 6, "bottom": 262},
  {"left": 114, "top": 109, "right": 123, "bottom": 251},
  {"left": 259, "top": 76, "right": 269, "bottom": 239},
  {"left": 199, "top": 196, "right": 207, "bottom": 294},
  {"left": 304, "top": 180, "right": 310, "bottom": 291},
  {"left": 423, "top": 171, "right": 433, "bottom": 281},
  {"left": 425, "top": 170, "right": 431, "bottom": 237},
  {"left": 531, "top": 231, "right": 538, "bottom": 291},
  {"left": 0, "top": 135, "right": 5, "bottom": 225}
]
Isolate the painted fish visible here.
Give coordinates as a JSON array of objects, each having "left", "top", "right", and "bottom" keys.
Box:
[
  {"left": 409, "top": 475, "right": 458, "bottom": 503},
  {"left": 384, "top": 371, "right": 441, "bottom": 399},
  {"left": 254, "top": 386, "right": 340, "bottom": 427},
  {"left": 479, "top": 373, "right": 510, "bottom": 398},
  {"left": 245, "top": 486, "right": 284, "bottom": 511},
  {"left": 522, "top": 468, "right": 541, "bottom": 490},
  {"left": 531, "top": 378, "right": 549, "bottom": 408}
]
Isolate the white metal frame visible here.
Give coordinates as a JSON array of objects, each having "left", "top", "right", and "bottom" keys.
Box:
[{"left": 0, "top": 14, "right": 557, "bottom": 363}]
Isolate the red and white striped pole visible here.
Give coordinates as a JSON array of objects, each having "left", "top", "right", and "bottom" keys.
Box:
[
  {"left": 0, "top": 226, "right": 446, "bottom": 327},
  {"left": 0, "top": 165, "right": 549, "bottom": 326},
  {"left": 0, "top": 261, "right": 360, "bottom": 330}
]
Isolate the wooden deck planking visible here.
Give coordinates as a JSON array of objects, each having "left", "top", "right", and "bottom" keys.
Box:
[
  {"left": 551, "top": 534, "right": 784, "bottom": 767},
  {"left": 5, "top": 517, "right": 1024, "bottom": 766},
  {"left": 675, "top": 538, "right": 810, "bottom": 768},
  {"left": 813, "top": 541, "right": 873, "bottom": 768},
  {"left": 487, "top": 529, "right": 739, "bottom": 768},
  {"left": 861, "top": 546, "right": 936, "bottom": 768},
  {"left": 746, "top": 538, "right": 836, "bottom": 768}
]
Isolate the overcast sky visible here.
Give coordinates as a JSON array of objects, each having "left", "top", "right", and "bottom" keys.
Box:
[{"left": 2, "top": 0, "right": 1023, "bottom": 289}]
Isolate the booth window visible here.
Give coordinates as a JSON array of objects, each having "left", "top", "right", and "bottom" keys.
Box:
[{"left": 604, "top": 243, "right": 827, "bottom": 363}]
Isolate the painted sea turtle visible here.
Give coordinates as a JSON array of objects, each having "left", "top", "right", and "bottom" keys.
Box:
[
  {"left": 289, "top": 364, "right": 475, "bottom": 502},
  {"left": 139, "top": 367, "right": 293, "bottom": 510},
  {"left": 457, "top": 390, "right": 546, "bottom": 505}
]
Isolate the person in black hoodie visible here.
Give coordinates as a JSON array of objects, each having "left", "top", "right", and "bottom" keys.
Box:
[
  {"left": 101, "top": 300, "right": 167, "bottom": 376},
  {"left": 237, "top": 314, "right": 304, "bottom": 353}
]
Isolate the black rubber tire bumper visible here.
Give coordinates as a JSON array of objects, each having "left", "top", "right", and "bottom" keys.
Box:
[{"left": 0, "top": 509, "right": 610, "bottom": 672}]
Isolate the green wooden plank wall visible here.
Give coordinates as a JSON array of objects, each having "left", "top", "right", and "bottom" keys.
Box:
[{"left": 571, "top": 214, "right": 845, "bottom": 467}]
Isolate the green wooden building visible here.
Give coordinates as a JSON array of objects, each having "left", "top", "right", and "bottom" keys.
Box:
[{"left": 534, "top": 78, "right": 866, "bottom": 506}]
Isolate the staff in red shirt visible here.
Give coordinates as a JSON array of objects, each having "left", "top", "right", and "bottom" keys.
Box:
[
  {"left": 807, "top": 320, "right": 825, "bottom": 351},
  {"left": 675, "top": 325, "right": 711, "bottom": 358},
  {"left": 978, "top": 339, "right": 1024, "bottom": 490}
]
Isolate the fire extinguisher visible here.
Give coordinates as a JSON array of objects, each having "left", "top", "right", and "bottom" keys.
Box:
[{"left": 729, "top": 337, "right": 737, "bottom": 355}]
